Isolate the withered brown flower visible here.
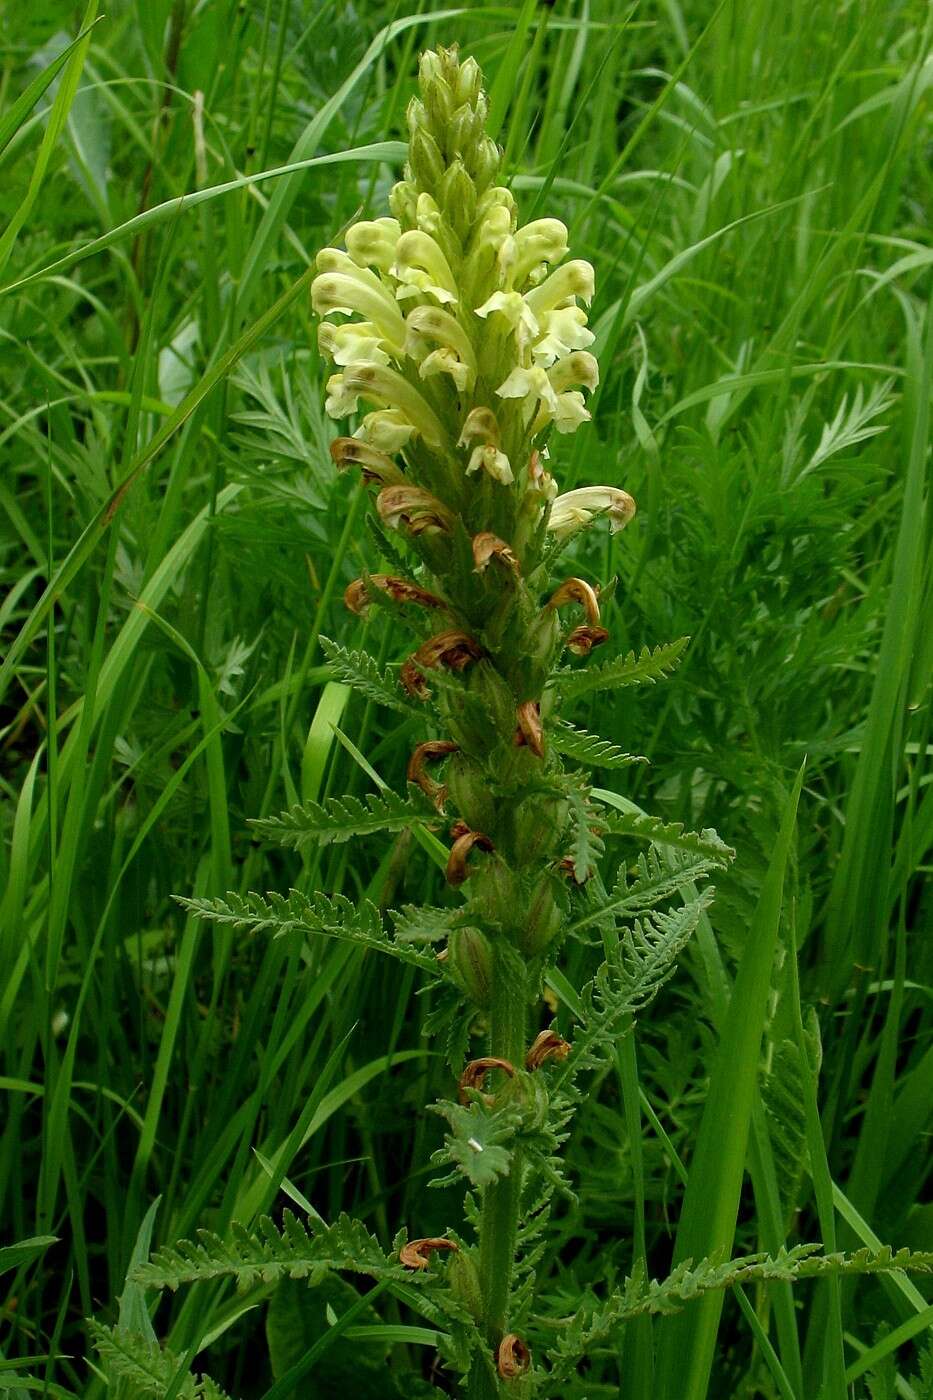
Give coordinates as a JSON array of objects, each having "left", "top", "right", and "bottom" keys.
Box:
[
  {"left": 446, "top": 829, "right": 494, "bottom": 887},
  {"left": 407, "top": 739, "right": 460, "bottom": 810},
  {"left": 399, "top": 1237, "right": 460, "bottom": 1270},
  {"left": 497, "top": 1333, "right": 531, "bottom": 1378},
  {"left": 565, "top": 624, "right": 609, "bottom": 656},
  {"left": 458, "top": 1056, "right": 515, "bottom": 1105},
  {"left": 525, "top": 1028, "right": 572, "bottom": 1070},
  {"left": 514, "top": 700, "right": 545, "bottom": 758}
]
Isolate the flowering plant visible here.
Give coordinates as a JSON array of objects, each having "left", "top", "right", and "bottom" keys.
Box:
[{"left": 81, "top": 39, "right": 933, "bottom": 1400}]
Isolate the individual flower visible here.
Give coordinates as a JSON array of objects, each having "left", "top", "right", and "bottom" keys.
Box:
[
  {"left": 466, "top": 443, "right": 513, "bottom": 484},
  {"left": 474, "top": 290, "right": 539, "bottom": 348},
  {"left": 318, "top": 320, "right": 391, "bottom": 367},
  {"left": 547, "top": 485, "right": 637, "bottom": 536},
  {"left": 355, "top": 410, "right": 417, "bottom": 453},
  {"left": 531, "top": 306, "right": 595, "bottom": 367},
  {"left": 345, "top": 217, "right": 401, "bottom": 272},
  {"left": 392, "top": 230, "right": 459, "bottom": 304}
]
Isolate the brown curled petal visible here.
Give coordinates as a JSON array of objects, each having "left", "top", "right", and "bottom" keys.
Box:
[
  {"left": 408, "top": 740, "right": 460, "bottom": 810},
  {"left": 329, "top": 437, "right": 405, "bottom": 486},
  {"left": 525, "top": 1029, "right": 572, "bottom": 1071},
  {"left": 515, "top": 701, "right": 545, "bottom": 759},
  {"left": 377, "top": 485, "right": 455, "bottom": 535},
  {"left": 436, "top": 945, "right": 449, "bottom": 963},
  {"left": 547, "top": 577, "right": 601, "bottom": 625},
  {"left": 449, "top": 818, "right": 471, "bottom": 840},
  {"left": 446, "top": 830, "right": 494, "bottom": 887},
  {"left": 400, "top": 657, "right": 431, "bottom": 701},
  {"left": 472, "top": 532, "right": 521, "bottom": 575},
  {"left": 458, "top": 1056, "right": 516, "bottom": 1105},
  {"left": 414, "top": 629, "right": 485, "bottom": 673},
  {"left": 399, "top": 1237, "right": 460, "bottom": 1271},
  {"left": 344, "top": 579, "right": 370, "bottom": 615},
  {"left": 497, "top": 1334, "right": 531, "bottom": 1379},
  {"left": 346, "top": 574, "right": 445, "bottom": 616},
  {"left": 566, "top": 624, "right": 610, "bottom": 656}
]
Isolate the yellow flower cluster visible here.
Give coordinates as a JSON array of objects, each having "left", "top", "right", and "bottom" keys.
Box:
[{"left": 311, "top": 45, "right": 634, "bottom": 543}]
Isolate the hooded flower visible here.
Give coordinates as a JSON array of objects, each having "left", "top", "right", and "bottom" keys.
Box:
[{"left": 547, "top": 486, "right": 637, "bottom": 536}]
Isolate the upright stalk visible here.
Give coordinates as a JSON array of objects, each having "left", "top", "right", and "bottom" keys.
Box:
[{"left": 477, "top": 958, "right": 528, "bottom": 1349}]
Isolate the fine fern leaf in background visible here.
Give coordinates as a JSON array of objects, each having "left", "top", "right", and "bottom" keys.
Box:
[
  {"left": 250, "top": 790, "right": 428, "bottom": 849},
  {"left": 551, "top": 720, "right": 648, "bottom": 770},
  {"left": 89, "top": 1321, "right": 234, "bottom": 1399},
  {"left": 599, "top": 809, "right": 736, "bottom": 864},
  {"left": 319, "top": 636, "right": 418, "bottom": 714},
  {"left": 801, "top": 378, "right": 895, "bottom": 479},
  {"left": 131, "top": 1212, "right": 412, "bottom": 1292},
  {"left": 553, "top": 638, "right": 689, "bottom": 700},
  {"left": 176, "top": 890, "right": 441, "bottom": 974}
]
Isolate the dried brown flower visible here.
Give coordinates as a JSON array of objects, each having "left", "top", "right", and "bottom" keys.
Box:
[
  {"left": 344, "top": 575, "right": 447, "bottom": 616},
  {"left": 514, "top": 700, "right": 545, "bottom": 758},
  {"left": 446, "top": 829, "right": 494, "bottom": 886},
  {"left": 407, "top": 739, "right": 460, "bottom": 810},
  {"left": 399, "top": 1237, "right": 460, "bottom": 1270},
  {"left": 525, "top": 1028, "right": 572, "bottom": 1070},
  {"left": 377, "top": 484, "right": 455, "bottom": 535},
  {"left": 565, "top": 624, "right": 609, "bottom": 656},
  {"left": 413, "top": 629, "right": 485, "bottom": 673},
  {"left": 497, "top": 1333, "right": 531, "bottom": 1378},
  {"left": 547, "top": 577, "right": 601, "bottom": 625},
  {"left": 458, "top": 1056, "right": 515, "bottom": 1104},
  {"left": 472, "top": 532, "right": 520, "bottom": 574}
]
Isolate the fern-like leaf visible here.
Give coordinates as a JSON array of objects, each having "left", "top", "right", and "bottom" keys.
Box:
[
  {"left": 553, "top": 638, "right": 689, "bottom": 700},
  {"left": 547, "top": 1244, "right": 933, "bottom": 1382},
  {"left": 251, "top": 790, "right": 426, "bottom": 849},
  {"left": 429, "top": 1099, "right": 522, "bottom": 1189},
  {"left": 551, "top": 720, "right": 647, "bottom": 770},
  {"left": 176, "top": 889, "right": 440, "bottom": 975},
  {"left": 556, "top": 894, "right": 713, "bottom": 1082},
  {"left": 392, "top": 903, "right": 469, "bottom": 944},
  {"left": 319, "top": 636, "right": 417, "bottom": 714},
  {"left": 566, "top": 785, "right": 605, "bottom": 883},
  {"left": 600, "top": 810, "right": 735, "bottom": 864},
  {"left": 568, "top": 847, "right": 721, "bottom": 937},
  {"left": 89, "top": 1322, "right": 205, "bottom": 1398},
  {"left": 131, "top": 1211, "right": 411, "bottom": 1292}
]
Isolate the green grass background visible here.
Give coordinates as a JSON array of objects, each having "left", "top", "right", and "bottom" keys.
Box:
[{"left": 0, "top": 1, "right": 930, "bottom": 1395}]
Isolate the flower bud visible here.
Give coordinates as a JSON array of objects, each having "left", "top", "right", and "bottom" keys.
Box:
[
  {"left": 388, "top": 179, "right": 418, "bottom": 227},
  {"left": 446, "top": 927, "right": 494, "bottom": 1007},
  {"left": 445, "top": 753, "right": 496, "bottom": 834},
  {"left": 472, "top": 136, "right": 500, "bottom": 192},
  {"left": 521, "top": 872, "right": 566, "bottom": 954},
  {"left": 409, "top": 124, "right": 445, "bottom": 191}
]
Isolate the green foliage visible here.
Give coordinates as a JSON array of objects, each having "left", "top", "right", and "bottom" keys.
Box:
[
  {"left": 550, "top": 720, "right": 647, "bottom": 771},
  {"left": 560, "top": 894, "right": 715, "bottom": 1080},
  {"left": 430, "top": 1099, "right": 522, "bottom": 1190},
  {"left": 89, "top": 1322, "right": 232, "bottom": 1399},
  {"left": 319, "top": 636, "right": 419, "bottom": 714},
  {"left": 554, "top": 639, "right": 689, "bottom": 700},
  {"left": 132, "top": 1211, "right": 410, "bottom": 1293},
  {"left": 0, "top": 2, "right": 928, "bottom": 1398},
  {"left": 177, "top": 888, "right": 442, "bottom": 974},
  {"left": 251, "top": 790, "right": 427, "bottom": 849},
  {"left": 599, "top": 811, "right": 736, "bottom": 864}
]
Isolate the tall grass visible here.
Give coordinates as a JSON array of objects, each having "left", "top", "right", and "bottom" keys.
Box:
[{"left": 0, "top": 1, "right": 930, "bottom": 1395}]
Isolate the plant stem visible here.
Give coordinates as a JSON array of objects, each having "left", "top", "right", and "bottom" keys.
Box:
[{"left": 471, "top": 948, "right": 528, "bottom": 1396}]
